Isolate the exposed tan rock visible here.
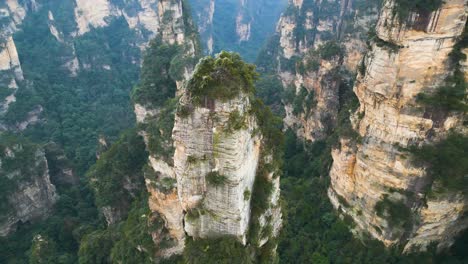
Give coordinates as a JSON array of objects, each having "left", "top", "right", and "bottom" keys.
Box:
[
  {"left": 236, "top": 14, "right": 251, "bottom": 42},
  {"left": 74, "top": 0, "right": 160, "bottom": 45},
  {"left": 47, "top": 11, "right": 64, "bottom": 43},
  {"left": 74, "top": 0, "right": 116, "bottom": 36},
  {"left": 0, "top": 36, "right": 22, "bottom": 77},
  {"left": 0, "top": 145, "right": 57, "bottom": 236},
  {"left": 404, "top": 193, "right": 468, "bottom": 252},
  {"left": 173, "top": 93, "right": 261, "bottom": 242},
  {"left": 123, "top": 0, "right": 160, "bottom": 37},
  {"left": 158, "top": 0, "right": 186, "bottom": 45},
  {"left": 134, "top": 0, "right": 200, "bottom": 256},
  {"left": 273, "top": 0, "right": 379, "bottom": 142},
  {"left": 191, "top": 0, "right": 215, "bottom": 54},
  {"left": 145, "top": 162, "right": 185, "bottom": 256},
  {"left": 277, "top": 14, "right": 298, "bottom": 59},
  {"left": 328, "top": 0, "right": 468, "bottom": 251},
  {"left": 0, "top": 36, "right": 23, "bottom": 113},
  {"left": 5, "top": 0, "right": 27, "bottom": 26},
  {"left": 16, "top": 106, "right": 43, "bottom": 131},
  {"left": 235, "top": 0, "right": 251, "bottom": 42}
]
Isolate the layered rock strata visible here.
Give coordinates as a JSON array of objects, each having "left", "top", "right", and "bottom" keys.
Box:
[
  {"left": 263, "top": 0, "right": 380, "bottom": 142},
  {"left": 173, "top": 91, "right": 261, "bottom": 242},
  {"left": 133, "top": 0, "right": 200, "bottom": 256},
  {"left": 171, "top": 52, "right": 282, "bottom": 255},
  {"left": 328, "top": 0, "right": 468, "bottom": 252},
  {"left": 136, "top": 50, "right": 282, "bottom": 258}
]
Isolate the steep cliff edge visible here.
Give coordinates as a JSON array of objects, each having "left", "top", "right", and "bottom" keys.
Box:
[
  {"left": 0, "top": 0, "right": 28, "bottom": 115},
  {"left": 131, "top": 0, "right": 201, "bottom": 256},
  {"left": 0, "top": 36, "right": 23, "bottom": 114},
  {"left": 328, "top": 0, "right": 468, "bottom": 252},
  {"left": 134, "top": 50, "right": 283, "bottom": 260},
  {"left": 173, "top": 52, "right": 282, "bottom": 252},
  {"left": 173, "top": 81, "right": 262, "bottom": 242},
  {"left": 257, "top": 0, "right": 380, "bottom": 142},
  {"left": 0, "top": 135, "right": 57, "bottom": 236}
]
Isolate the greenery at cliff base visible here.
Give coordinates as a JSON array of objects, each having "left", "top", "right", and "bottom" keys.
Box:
[
  {"left": 253, "top": 54, "right": 468, "bottom": 263},
  {"left": 278, "top": 129, "right": 468, "bottom": 264},
  {"left": 10, "top": 11, "right": 141, "bottom": 175},
  {"left": 78, "top": 193, "right": 160, "bottom": 264},
  {"left": 183, "top": 236, "right": 254, "bottom": 264}
]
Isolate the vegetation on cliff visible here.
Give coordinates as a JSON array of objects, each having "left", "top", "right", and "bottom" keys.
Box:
[
  {"left": 188, "top": 0, "right": 287, "bottom": 62},
  {"left": 394, "top": 0, "right": 443, "bottom": 20},
  {"left": 180, "top": 51, "right": 284, "bottom": 263},
  {"left": 78, "top": 194, "right": 161, "bottom": 264},
  {"left": 375, "top": 195, "right": 413, "bottom": 232},
  {"left": 417, "top": 24, "right": 468, "bottom": 112},
  {"left": 183, "top": 236, "right": 254, "bottom": 264},
  {"left": 140, "top": 98, "right": 177, "bottom": 161},
  {"left": 0, "top": 134, "right": 44, "bottom": 217},
  {"left": 86, "top": 130, "right": 147, "bottom": 209},
  {"left": 2, "top": 1, "right": 468, "bottom": 263},
  {"left": 131, "top": 38, "right": 181, "bottom": 107},
  {"left": 187, "top": 51, "right": 258, "bottom": 104},
  {"left": 9, "top": 12, "right": 140, "bottom": 175},
  {"left": 278, "top": 130, "right": 468, "bottom": 264},
  {"left": 410, "top": 133, "right": 468, "bottom": 195}
]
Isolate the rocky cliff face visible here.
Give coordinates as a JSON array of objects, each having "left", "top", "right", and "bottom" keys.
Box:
[
  {"left": 0, "top": 136, "right": 57, "bottom": 236},
  {"left": 328, "top": 0, "right": 468, "bottom": 252},
  {"left": 171, "top": 52, "right": 281, "bottom": 257},
  {"left": 0, "top": 2, "right": 57, "bottom": 236},
  {"left": 190, "top": 0, "right": 215, "bottom": 53},
  {"left": 173, "top": 90, "right": 261, "bottom": 242},
  {"left": 0, "top": 0, "right": 28, "bottom": 114},
  {"left": 134, "top": 32, "right": 282, "bottom": 257},
  {"left": 132, "top": 0, "right": 201, "bottom": 256},
  {"left": 74, "top": 0, "right": 160, "bottom": 39},
  {"left": 0, "top": 0, "right": 166, "bottom": 238},
  {"left": 0, "top": 36, "right": 23, "bottom": 114},
  {"left": 189, "top": 0, "right": 287, "bottom": 60},
  {"left": 0, "top": 0, "right": 162, "bottom": 124},
  {"left": 259, "top": 0, "right": 380, "bottom": 142}
]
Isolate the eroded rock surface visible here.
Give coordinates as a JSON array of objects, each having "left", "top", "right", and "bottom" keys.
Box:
[
  {"left": 0, "top": 140, "right": 57, "bottom": 236},
  {"left": 328, "top": 0, "right": 468, "bottom": 251},
  {"left": 262, "top": 0, "right": 380, "bottom": 141}
]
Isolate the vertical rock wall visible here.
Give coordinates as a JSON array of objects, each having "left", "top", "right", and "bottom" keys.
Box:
[
  {"left": 173, "top": 93, "right": 261, "bottom": 242},
  {"left": 328, "top": 0, "right": 468, "bottom": 251},
  {"left": 134, "top": 0, "right": 200, "bottom": 256},
  {"left": 0, "top": 36, "right": 23, "bottom": 113},
  {"left": 264, "top": 0, "right": 380, "bottom": 142},
  {"left": 0, "top": 140, "right": 57, "bottom": 236},
  {"left": 74, "top": 0, "right": 160, "bottom": 39}
]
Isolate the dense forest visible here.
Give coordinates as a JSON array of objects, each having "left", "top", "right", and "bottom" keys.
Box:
[{"left": 0, "top": 0, "right": 467, "bottom": 263}]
